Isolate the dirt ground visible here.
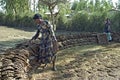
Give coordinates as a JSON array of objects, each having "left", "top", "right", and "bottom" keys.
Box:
[
  {"left": 31, "top": 43, "right": 120, "bottom": 80},
  {"left": 0, "top": 26, "right": 120, "bottom": 80}
]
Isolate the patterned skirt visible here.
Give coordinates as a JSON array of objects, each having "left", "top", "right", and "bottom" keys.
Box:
[{"left": 38, "top": 39, "right": 53, "bottom": 63}]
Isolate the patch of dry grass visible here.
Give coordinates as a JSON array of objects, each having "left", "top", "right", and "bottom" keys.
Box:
[
  {"left": 0, "top": 26, "right": 34, "bottom": 41},
  {"left": 0, "top": 26, "right": 35, "bottom": 50}
]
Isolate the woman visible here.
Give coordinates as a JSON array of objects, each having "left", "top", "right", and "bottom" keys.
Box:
[{"left": 31, "top": 13, "right": 58, "bottom": 69}]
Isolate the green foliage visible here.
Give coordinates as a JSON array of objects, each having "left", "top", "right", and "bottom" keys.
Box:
[
  {"left": 69, "top": 12, "right": 89, "bottom": 31},
  {"left": 111, "top": 12, "right": 120, "bottom": 31},
  {"left": 0, "top": 12, "right": 6, "bottom": 25},
  {"left": 15, "top": 16, "right": 35, "bottom": 27},
  {"left": 88, "top": 12, "right": 106, "bottom": 32},
  {"left": 56, "top": 15, "right": 67, "bottom": 30},
  {"left": 0, "top": 0, "right": 120, "bottom": 32},
  {"left": 75, "top": 0, "right": 88, "bottom": 11},
  {"left": 66, "top": 11, "right": 107, "bottom": 32},
  {"left": 0, "top": 13, "right": 35, "bottom": 28},
  {"left": 71, "top": 1, "right": 78, "bottom": 10},
  {"left": 5, "top": 14, "right": 15, "bottom": 26},
  {"left": 0, "top": 0, "right": 31, "bottom": 15},
  {"left": 66, "top": 12, "right": 87, "bottom": 31}
]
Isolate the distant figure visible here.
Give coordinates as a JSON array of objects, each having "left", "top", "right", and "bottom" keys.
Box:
[
  {"left": 30, "top": 13, "right": 58, "bottom": 70},
  {"left": 104, "top": 18, "right": 112, "bottom": 42}
]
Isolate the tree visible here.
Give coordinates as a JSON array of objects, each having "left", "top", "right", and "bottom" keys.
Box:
[
  {"left": 118, "top": 0, "right": 120, "bottom": 9},
  {"left": 38, "top": 0, "right": 68, "bottom": 30},
  {"left": 87, "top": 0, "right": 94, "bottom": 12},
  {"left": 71, "top": 1, "right": 78, "bottom": 10},
  {"left": 0, "top": 0, "right": 31, "bottom": 15}
]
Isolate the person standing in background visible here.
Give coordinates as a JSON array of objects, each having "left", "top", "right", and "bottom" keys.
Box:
[{"left": 104, "top": 18, "right": 112, "bottom": 42}]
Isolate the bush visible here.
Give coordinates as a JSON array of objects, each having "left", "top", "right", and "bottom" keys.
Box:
[
  {"left": 0, "top": 14, "right": 36, "bottom": 28},
  {"left": 111, "top": 12, "right": 120, "bottom": 32},
  {"left": 56, "top": 15, "right": 67, "bottom": 30},
  {"left": 0, "top": 13, "right": 6, "bottom": 25},
  {"left": 66, "top": 12, "right": 107, "bottom": 32},
  {"left": 0, "top": 11, "right": 120, "bottom": 32},
  {"left": 66, "top": 12, "right": 89, "bottom": 31},
  {"left": 88, "top": 12, "right": 106, "bottom": 32},
  {"left": 56, "top": 14, "right": 68, "bottom": 30}
]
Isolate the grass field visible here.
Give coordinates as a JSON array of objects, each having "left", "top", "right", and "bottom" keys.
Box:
[
  {"left": 0, "top": 26, "right": 35, "bottom": 51},
  {"left": 0, "top": 26, "right": 120, "bottom": 80}
]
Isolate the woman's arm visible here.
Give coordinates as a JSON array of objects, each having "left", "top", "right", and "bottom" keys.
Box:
[{"left": 31, "top": 28, "right": 40, "bottom": 40}]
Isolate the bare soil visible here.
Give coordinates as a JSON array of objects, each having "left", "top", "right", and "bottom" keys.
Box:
[{"left": 0, "top": 26, "right": 120, "bottom": 80}]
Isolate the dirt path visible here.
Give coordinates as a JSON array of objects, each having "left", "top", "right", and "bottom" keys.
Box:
[{"left": 32, "top": 43, "right": 120, "bottom": 80}]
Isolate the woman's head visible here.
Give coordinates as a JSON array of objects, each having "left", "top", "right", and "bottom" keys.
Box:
[
  {"left": 33, "top": 13, "right": 43, "bottom": 24},
  {"left": 33, "top": 13, "right": 42, "bottom": 19},
  {"left": 106, "top": 18, "right": 110, "bottom": 21}
]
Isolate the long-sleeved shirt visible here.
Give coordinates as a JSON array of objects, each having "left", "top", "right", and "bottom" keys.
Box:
[{"left": 31, "top": 20, "right": 56, "bottom": 41}]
